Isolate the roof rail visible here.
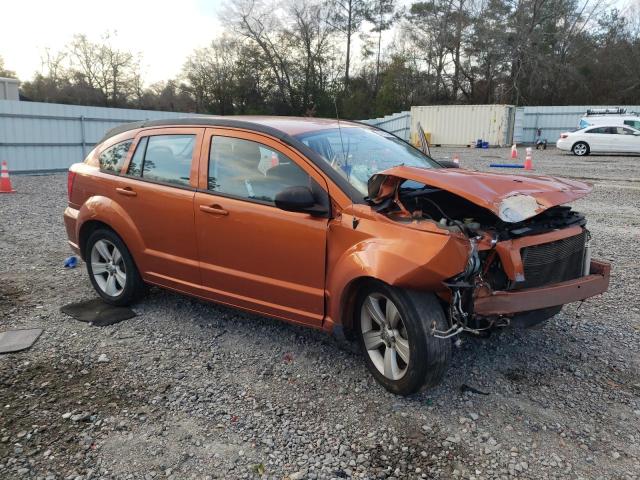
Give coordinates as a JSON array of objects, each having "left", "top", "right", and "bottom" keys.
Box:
[{"left": 585, "top": 108, "right": 627, "bottom": 116}]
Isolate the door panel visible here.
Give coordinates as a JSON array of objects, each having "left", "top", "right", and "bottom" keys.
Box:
[
  {"left": 194, "top": 128, "right": 330, "bottom": 326},
  {"left": 116, "top": 127, "right": 204, "bottom": 290}
]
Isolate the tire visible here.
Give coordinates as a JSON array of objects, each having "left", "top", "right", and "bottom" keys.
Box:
[
  {"left": 85, "top": 228, "right": 145, "bottom": 306},
  {"left": 572, "top": 141, "right": 589, "bottom": 156},
  {"left": 355, "top": 281, "right": 451, "bottom": 395}
]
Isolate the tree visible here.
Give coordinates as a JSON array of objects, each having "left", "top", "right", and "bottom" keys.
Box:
[
  {"left": 327, "top": 0, "right": 371, "bottom": 87},
  {"left": 365, "top": 0, "right": 397, "bottom": 91},
  {"left": 0, "top": 55, "right": 17, "bottom": 78}
]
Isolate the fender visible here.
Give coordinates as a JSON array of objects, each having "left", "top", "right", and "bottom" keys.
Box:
[
  {"left": 76, "top": 195, "right": 147, "bottom": 269},
  {"left": 323, "top": 209, "right": 470, "bottom": 332}
]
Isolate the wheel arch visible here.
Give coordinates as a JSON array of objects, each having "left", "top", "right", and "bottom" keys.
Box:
[
  {"left": 325, "top": 234, "right": 467, "bottom": 335},
  {"left": 76, "top": 196, "right": 146, "bottom": 268},
  {"left": 572, "top": 140, "right": 590, "bottom": 155}
]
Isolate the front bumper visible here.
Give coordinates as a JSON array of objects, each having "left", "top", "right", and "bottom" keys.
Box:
[{"left": 474, "top": 260, "right": 610, "bottom": 316}]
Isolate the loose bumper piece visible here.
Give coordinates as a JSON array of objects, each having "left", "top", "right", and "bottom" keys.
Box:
[{"left": 474, "top": 260, "right": 611, "bottom": 316}]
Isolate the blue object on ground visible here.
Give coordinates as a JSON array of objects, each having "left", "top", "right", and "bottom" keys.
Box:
[
  {"left": 476, "top": 139, "right": 483, "bottom": 148},
  {"left": 64, "top": 256, "right": 78, "bottom": 268},
  {"left": 489, "top": 164, "right": 525, "bottom": 168},
  {"left": 482, "top": 141, "right": 489, "bottom": 149}
]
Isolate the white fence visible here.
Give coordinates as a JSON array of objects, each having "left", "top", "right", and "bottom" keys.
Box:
[
  {"left": 0, "top": 100, "right": 199, "bottom": 173},
  {"left": 513, "top": 105, "right": 640, "bottom": 144},
  {"left": 360, "top": 111, "right": 410, "bottom": 141}
]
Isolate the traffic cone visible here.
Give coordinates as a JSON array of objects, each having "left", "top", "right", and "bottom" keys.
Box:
[
  {"left": 452, "top": 154, "right": 460, "bottom": 165},
  {"left": 0, "top": 161, "right": 16, "bottom": 193},
  {"left": 511, "top": 144, "right": 518, "bottom": 160},
  {"left": 524, "top": 147, "right": 533, "bottom": 170}
]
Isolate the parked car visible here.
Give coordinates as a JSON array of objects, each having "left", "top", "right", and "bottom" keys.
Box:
[
  {"left": 557, "top": 125, "right": 640, "bottom": 156},
  {"left": 579, "top": 107, "right": 640, "bottom": 130},
  {"left": 64, "top": 117, "right": 611, "bottom": 395}
]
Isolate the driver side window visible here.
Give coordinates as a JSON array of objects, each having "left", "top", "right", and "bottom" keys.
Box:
[{"left": 208, "top": 136, "right": 311, "bottom": 204}]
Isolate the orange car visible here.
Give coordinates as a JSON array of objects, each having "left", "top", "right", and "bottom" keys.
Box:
[{"left": 64, "top": 117, "right": 610, "bottom": 395}]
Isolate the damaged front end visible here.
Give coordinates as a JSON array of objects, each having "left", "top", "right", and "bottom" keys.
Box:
[{"left": 367, "top": 166, "right": 611, "bottom": 337}]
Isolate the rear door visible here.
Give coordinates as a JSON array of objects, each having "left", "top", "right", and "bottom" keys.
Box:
[
  {"left": 582, "top": 127, "right": 609, "bottom": 152},
  {"left": 193, "top": 128, "right": 330, "bottom": 326},
  {"left": 116, "top": 127, "right": 204, "bottom": 290}
]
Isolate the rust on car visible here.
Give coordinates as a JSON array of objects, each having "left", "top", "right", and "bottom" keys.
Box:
[{"left": 63, "top": 116, "right": 611, "bottom": 395}]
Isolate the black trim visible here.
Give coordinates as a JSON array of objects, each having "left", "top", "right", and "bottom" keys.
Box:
[{"left": 99, "top": 117, "right": 365, "bottom": 203}]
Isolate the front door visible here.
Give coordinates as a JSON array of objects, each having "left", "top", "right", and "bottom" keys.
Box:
[
  {"left": 116, "top": 127, "right": 204, "bottom": 290},
  {"left": 194, "top": 128, "right": 329, "bottom": 326},
  {"left": 613, "top": 126, "right": 640, "bottom": 153}
]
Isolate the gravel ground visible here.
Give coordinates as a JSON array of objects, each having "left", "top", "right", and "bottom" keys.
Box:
[{"left": 1, "top": 146, "right": 639, "bottom": 480}]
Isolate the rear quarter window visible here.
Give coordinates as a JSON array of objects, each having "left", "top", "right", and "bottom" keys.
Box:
[{"left": 99, "top": 140, "right": 132, "bottom": 174}]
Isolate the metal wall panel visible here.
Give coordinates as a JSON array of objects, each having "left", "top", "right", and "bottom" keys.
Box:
[
  {"left": 513, "top": 105, "right": 640, "bottom": 144},
  {"left": 360, "top": 111, "right": 410, "bottom": 140},
  {"left": 410, "top": 105, "right": 514, "bottom": 147},
  {"left": 0, "top": 78, "right": 20, "bottom": 101},
  {"left": 0, "top": 100, "right": 201, "bottom": 172}
]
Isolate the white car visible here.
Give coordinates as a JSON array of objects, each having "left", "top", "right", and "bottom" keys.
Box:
[{"left": 556, "top": 125, "right": 640, "bottom": 156}]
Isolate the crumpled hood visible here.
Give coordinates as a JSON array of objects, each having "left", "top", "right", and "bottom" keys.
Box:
[{"left": 368, "top": 166, "right": 592, "bottom": 223}]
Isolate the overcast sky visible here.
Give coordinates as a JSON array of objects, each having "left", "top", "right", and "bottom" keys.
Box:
[
  {"left": 2, "top": 0, "right": 637, "bottom": 85},
  {"left": 0, "top": 0, "right": 225, "bottom": 83}
]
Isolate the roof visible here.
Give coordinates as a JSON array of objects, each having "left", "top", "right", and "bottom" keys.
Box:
[{"left": 100, "top": 115, "right": 361, "bottom": 144}]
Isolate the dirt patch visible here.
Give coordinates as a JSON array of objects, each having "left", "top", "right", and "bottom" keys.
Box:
[
  {"left": 0, "top": 354, "right": 142, "bottom": 477},
  {"left": 0, "top": 279, "right": 26, "bottom": 316}
]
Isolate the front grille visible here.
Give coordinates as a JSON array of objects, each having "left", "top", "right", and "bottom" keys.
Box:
[{"left": 519, "top": 230, "right": 586, "bottom": 289}]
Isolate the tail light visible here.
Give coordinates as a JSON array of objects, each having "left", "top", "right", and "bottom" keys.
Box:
[
  {"left": 67, "top": 170, "right": 77, "bottom": 200},
  {"left": 560, "top": 133, "right": 568, "bottom": 139}
]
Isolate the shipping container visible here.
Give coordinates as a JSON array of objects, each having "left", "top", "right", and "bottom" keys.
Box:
[{"left": 410, "top": 105, "right": 515, "bottom": 147}]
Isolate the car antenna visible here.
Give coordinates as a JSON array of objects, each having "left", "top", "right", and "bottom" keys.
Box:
[{"left": 333, "top": 97, "right": 359, "bottom": 229}]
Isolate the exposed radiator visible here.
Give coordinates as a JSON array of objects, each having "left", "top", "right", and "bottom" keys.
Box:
[{"left": 519, "top": 230, "right": 587, "bottom": 289}]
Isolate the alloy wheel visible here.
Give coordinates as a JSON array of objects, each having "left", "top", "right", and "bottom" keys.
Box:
[
  {"left": 360, "top": 293, "right": 410, "bottom": 380},
  {"left": 573, "top": 143, "right": 588, "bottom": 156},
  {"left": 90, "top": 239, "right": 127, "bottom": 297}
]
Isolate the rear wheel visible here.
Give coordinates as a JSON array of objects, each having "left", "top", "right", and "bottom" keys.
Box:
[
  {"left": 85, "top": 228, "right": 145, "bottom": 306},
  {"left": 572, "top": 141, "right": 589, "bottom": 156},
  {"left": 355, "top": 281, "right": 451, "bottom": 395}
]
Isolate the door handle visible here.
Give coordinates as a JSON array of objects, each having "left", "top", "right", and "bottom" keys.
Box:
[
  {"left": 200, "top": 204, "right": 229, "bottom": 216},
  {"left": 116, "top": 187, "right": 137, "bottom": 197}
]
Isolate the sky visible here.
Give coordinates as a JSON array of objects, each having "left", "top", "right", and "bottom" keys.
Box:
[
  {"left": 2, "top": 0, "right": 636, "bottom": 85},
  {"left": 0, "top": 0, "right": 225, "bottom": 83}
]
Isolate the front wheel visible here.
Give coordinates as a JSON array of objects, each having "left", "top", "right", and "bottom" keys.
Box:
[
  {"left": 355, "top": 282, "right": 451, "bottom": 395},
  {"left": 572, "top": 141, "right": 589, "bottom": 156},
  {"left": 85, "top": 228, "right": 146, "bottom": 306}
]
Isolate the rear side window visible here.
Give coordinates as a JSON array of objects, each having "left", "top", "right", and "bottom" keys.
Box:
[
  {"left": 99, "top": 140, "right": 132, "bottom": 174},
  {"left": 586, "top": 127, "right": 613, "bottom": 134},
  {"left": 127, "top": 134, "right": 195, "bottom": 187}
]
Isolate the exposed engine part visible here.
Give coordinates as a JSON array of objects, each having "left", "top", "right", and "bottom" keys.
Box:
[
  {"left": 376, "top": 181, "right": 590, "bottom": 339},
  {"left": 582, "top": 230, "right": 592, "bottom": 276}
]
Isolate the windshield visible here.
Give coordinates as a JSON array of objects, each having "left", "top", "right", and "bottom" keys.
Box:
[{"left": 295, "top": 126, "right": 440, "bottom": 195}]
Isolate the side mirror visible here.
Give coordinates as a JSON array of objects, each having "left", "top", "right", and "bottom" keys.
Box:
[
  {"left": 437, "top": 160, "right": 460, "bottom": 169},
  {"left": 275, "top": 186, "right": 328, "bottom": 216}
]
